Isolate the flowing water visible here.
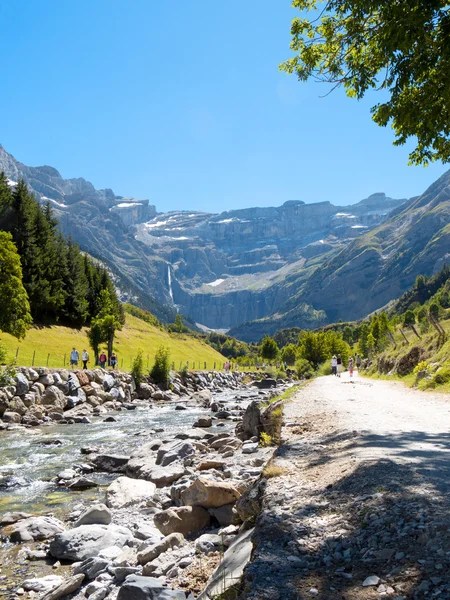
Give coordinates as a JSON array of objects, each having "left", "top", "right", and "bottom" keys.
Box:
[{"left": 0, "top": 387, "right": 258, "bottom": 594}]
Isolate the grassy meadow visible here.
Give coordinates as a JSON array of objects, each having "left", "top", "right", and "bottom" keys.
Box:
[{"left": 0, "top": 313, "right": 225, "bottom": 371}]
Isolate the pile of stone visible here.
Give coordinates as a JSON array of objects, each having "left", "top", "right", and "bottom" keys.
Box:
[
  {"left": 0, "top": 368, "right": 259, "bottom": 428},
  {"left": 0, "top": 384, "right": 291, "bottom": 600}
]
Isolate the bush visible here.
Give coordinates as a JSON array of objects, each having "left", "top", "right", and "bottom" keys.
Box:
[
  {"left": 150, "top": 346, "right": 171, "bottom": 386},
  {"left": 296, "top": 358, "right": 314, "bottom": 379},
  {"left": 413, "top": 360, "right": 429, "bottom": 375},
  {"left": 179, "top": 364, "right": 189, "bottom": 379},
  {"left": 433, "top": 365, "right": 450, "bottom": 385},
  {"left": 260, "top": 432, "right": 273, "bottom": 447},
  {"left": 131, "top": 350, "right": 144, "bottom": 387},
  {"left": 0, "top": 364, "right": 16, "bottom": 387},
  {"left": 317, "top": 362, "right": 332, "bottom": 376}
]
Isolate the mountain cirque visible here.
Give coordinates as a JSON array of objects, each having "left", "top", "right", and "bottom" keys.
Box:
[{"left": 2, "top": 144, "right": 449, "bottom": 340}]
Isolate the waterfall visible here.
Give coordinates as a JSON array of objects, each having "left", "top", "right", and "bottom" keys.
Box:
[{"left": 168, "top": 265, "right": 174, "bottom": 302}]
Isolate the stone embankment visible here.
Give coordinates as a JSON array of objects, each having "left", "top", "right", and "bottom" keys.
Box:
[
  {"left": 0, "top": 368, "right": 293, "bottom": 599},
  {"left": 0, "top": 367, "right": 253, "bottom": 428}
]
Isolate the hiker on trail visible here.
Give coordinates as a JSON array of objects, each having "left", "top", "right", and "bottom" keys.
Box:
[
  {"left": 336, "top": 354, "right": 342, "bottom": 377},
  {"left": 99, "top": 350, "right": 107, "bottom": 369},
  {"left": 348, "top": 356, "right": 354, "bottom": 377},
  {"left": 81, "top": 349, "right": 89, "bottom": 369},
  {"left": 331, "top": 355, "right": 337, "bottom": 376},
  {"left": 70, "top": 347, "right": 79, "bottom": 369},
  {"left": 356, "top": 354, "right": 361, "bottom": 370},
  {"left": 110, "top": 352, "right": 118, "bottom": 369}
]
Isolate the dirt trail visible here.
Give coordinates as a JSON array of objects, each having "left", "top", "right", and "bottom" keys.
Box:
[{"left": 241, "top": 374, "right": 450, "bottom": 600}]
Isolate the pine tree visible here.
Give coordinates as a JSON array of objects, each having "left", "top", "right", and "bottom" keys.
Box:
[
  {"left": 0, "top": 231, "right": 32, "bottom": 338},
  {"left": 64, "top": 240, "right": 89, "bottom": 326}
]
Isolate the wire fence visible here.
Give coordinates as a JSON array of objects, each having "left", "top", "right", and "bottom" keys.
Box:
[{"left": 9, "top": 348, "right": 248, "bottom": 373}]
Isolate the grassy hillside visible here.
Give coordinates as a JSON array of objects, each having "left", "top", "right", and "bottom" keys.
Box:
[{"left": 0, "top": 313, "right": 225, "bottom": 371}]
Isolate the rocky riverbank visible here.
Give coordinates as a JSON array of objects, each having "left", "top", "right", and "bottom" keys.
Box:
[{"left": 0, "top": 368, "right": 295, "bottom": 599}]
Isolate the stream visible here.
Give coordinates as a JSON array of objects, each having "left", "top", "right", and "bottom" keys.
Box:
[{"left": 0, "top": 386, "right": 259, "bottom": 596}]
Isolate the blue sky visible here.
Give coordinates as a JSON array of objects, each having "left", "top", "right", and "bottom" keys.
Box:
[{"left": 1, "top": 0, "right": 447, "bottom": 212}]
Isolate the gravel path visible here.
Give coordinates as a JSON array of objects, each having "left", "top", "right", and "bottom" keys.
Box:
[{"left": 242, "top": 373, "right": 450, "bottom": 600}]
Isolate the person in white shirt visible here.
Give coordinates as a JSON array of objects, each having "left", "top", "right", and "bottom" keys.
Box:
[
  {"left": 82, "top": 349, "right": 89, "bottom": 369},
  {"left": 331, "top": 355, "right": 337, "bottom": 376}
]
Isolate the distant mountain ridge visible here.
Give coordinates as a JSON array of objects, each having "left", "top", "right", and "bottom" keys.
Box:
[{"left": 2, "top": 143, "right": 446, "bottom": 340}]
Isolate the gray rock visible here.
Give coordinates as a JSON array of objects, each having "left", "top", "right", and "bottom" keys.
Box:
[
  {"left": 67, "top": 476, "right": 98, "bottom": 490},
  {"left": 148, "top": 464, "right": 186, "bottom": 487},
  {"left": 197, "top": 528, "right": 254, "bottom": 599},
  {"left": 117, "top": 575, "right": 194, "bottom": 599},
  {"left": 92, "top": 454, "right": 130, "bottom": 473},
  {"left": 74, "top": 503, "right": 112, "bottom": 527},
  {"left": 41, "top": 574, "right": 85, "bottom": 600},
  {"left": 8, "top": 516, "right": 65, "bottom": 543},
  {"left": 2, "top": 410, "right": 21, "bottom": 423},
  {"left": 41, "top": 386, "right": 67, "bottom": 409},
  {"left": 137, "top": 532, "right": 185, "bottom": 565},
  {"left": 195, "top": 534, "right": 223, "bottom": 553},
  {"left": 242, "top": 442, "right": 259, "bottom": 454},
  {"left": 362, "top": 575, "right": 380, "bottom": 587},
  {"left": 15, "top": 373, "right": 29, "bottom": 395},
  {"left": 106, "top": 476, "right": 156, "bottom": 509},
  {"left": 193, "top": 417, "right": 212, "bottom": 428},
  {"left": 22, "top": 575, "right": 64, "bottom": 593},
  {"left": 49, "top": 524, "right": 134, "bottom": 561},
  {"left": 73, "top": 556, "right": 110, "bottom": 579},
  {"left": 156, "top": 441, "right": 196, "bottom": 467}
]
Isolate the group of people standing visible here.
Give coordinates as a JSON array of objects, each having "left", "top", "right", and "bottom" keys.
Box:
[
  {"left": 331, "top": 354, "right": 361, "bottom": 377},
  {"left": 69, "top": 348, "right": 118, "bottom": 370}
]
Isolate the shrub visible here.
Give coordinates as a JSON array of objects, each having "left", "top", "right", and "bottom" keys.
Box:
[
  {"left": 413, "top": 360, "right": 429, "bottom": 375},
  {"left": 0, "top": 364, "right": 16, "bottom": 387},
  {"left": 317, "top": 362, "right": 332, "bottom": 376},
  {"left": 433, "top": 365, "right": 450, "bottom": 385},
  {"left": 150, "top": 346, "right": 171, "bottom": 386},
  {"left": 260, "top": 432, "right": 273, "bottom": 447},
  {"left": 296, "top": 358, "right": 314, "bottom": 379},
  {"left": 131, "top": 349, "right": 144, "bottom": 387},
  {"left": 179, "top": 364, "right": 189, "bottom": 379}
]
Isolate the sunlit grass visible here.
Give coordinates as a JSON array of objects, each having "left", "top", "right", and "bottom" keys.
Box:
[{"left": 0, "top": 314, "right": 225, "bottom": 371}]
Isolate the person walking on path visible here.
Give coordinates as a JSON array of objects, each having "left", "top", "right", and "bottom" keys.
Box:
[
  {"left": 99, "top": 350, "right": 107, "bottom": 369},
  {"left": 348, "top": 356, "right": 354, "bottom": 377},
  {"left": 336, "top": 354, "right": 342, "bottom": 377},
  {"left": 110, "top": 352, "right": 118, "bottom": 369},
  {"left": 356, "top": 354, "right": 362, "bottom": 370},
  {"left": 70, "top": 347, "right": 79, "bottom": 369},
  {"left": 81, "top": 349, "right": 89, "bottom": 370},
  {"left": 331, "top": 355, "right": 337, "bottom": 376}
]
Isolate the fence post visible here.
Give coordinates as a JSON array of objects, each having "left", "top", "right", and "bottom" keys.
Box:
[
  {"left": 15, "top": 348, "right": 19, "bottom": 361},
  {"left": 204, "top": 361, "right": 206, "bottom": 369},
  {"left": 63, "top": 353, "right": 66, "bottom": 367},
  {"left": 121, "top": 358, "right": 124, "bottom": 369},
  {"left": 187, "top": 361, "right": 189, "bottom": 368},
  {"left": 46, "top": 353, "right": 50, "bottom": 367},
  {"left": 214, "top": 362, "right": 216, "bottom": 370},
  {"left": 32, "top": 350, "right": 36, "bottom": 367},
  {"left": 179, "top": 361, "right": 182, "bottom": 369},
  {"left": 147, "top": 354, "right": 149, "bottom": 368}
]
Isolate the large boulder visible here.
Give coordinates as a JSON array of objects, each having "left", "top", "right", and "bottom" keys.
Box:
[
  {"left": 41, "top": 386, "right": 67, "bottom": 410},
  {"left": 7, "top": 516, "right": 65, "bottom": 543},
  {"left": 15, "top": 373, "right": 29, "bottom": 396},
  {"left": 106, "top": 476, "right": 156, "bottom": 509},
  {"left": 41, "top": 574, "right": 85, "bottom": 600},
  {"left": 76, "top": 371, "right": 90, "bottom": 387},
  {"left": 252, "top": 378, "right": 276, "bottom": 389},
  {"left": 49, "top": 524, "right": 134, "bottom": 561},
  {"left": 9, "top": 396, "right": 28, "bottom": 416},
  {"left": 156, "top": 441, "right": 196, "bottom": 467},
  {"left": 117, "top": 575, "right": 194, "bottom": 600},
  {"left": 2, "top": 411, "right": 21, "bottom": 423},
  {"left": 74, "top": 503, "right": 112, "bottom": 527},
  {"left": 147, "top": 464, "right": 185, "bottom": 487},
  {"left": 181, "top": 478, "right": 241, "bottom": 509},
  {"left": 154, "top": 506, "right": 210, "bottom": 536},
  {"left": 237, "top": 401, "right": 262, "bottom": 441},
  {"left": 92, "top": 454, "right": 130, "bottom": 473}
]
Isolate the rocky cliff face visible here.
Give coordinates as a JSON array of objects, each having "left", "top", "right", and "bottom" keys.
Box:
[
  {"left": 231, "top": 170, "right": 450, "bottom": 340},
  {"left": 3, "top": 142, "right": 440, "bottom": 338},
  {"left": 0, "top": 145, "right": 173, "bottom": 321}
]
